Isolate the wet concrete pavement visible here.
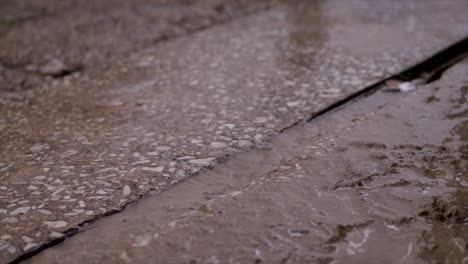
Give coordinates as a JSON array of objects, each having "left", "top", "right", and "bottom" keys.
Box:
[
  {"left": 1, "top": 0, "right": 468, "bottom": 263},
  {"left": 0, "top": 0, "right": 277, "bottom": 92},
  {"left": 27, "top": 58, "right": 468, "bottom": 264}
]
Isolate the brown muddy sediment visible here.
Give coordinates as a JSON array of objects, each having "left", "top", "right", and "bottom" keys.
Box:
[{"left": 27, "top": 61, "right": 468, "bottom": 263}]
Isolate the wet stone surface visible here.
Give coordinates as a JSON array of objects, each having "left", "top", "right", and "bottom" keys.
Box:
[
  {"left": 0, "top": 0, "right": 278, "bottom": 92},
  {"left": 1, "top": 0, "right": 468, "bottom": 262},
  {"left": 29, "top": 59, "right": 468, "bottom": 264}
]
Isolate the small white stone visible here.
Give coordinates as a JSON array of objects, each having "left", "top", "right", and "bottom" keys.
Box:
[
  {"left": 141, "top": 166, "right": 164, "bottom": 173},
  {"left": 49, "top": 231, "right": 64, "bottom": 238},
  {"left": 120, "top": 252, "right": 131, "bottom": 262},
  {"left": 189, "top": 158, "right": 217, "bottom": 166},
  {"left": 96, "top": 189, "right": 107, "bottom": 195},
  {"left": 178, "top": 156, "right": 196, "bottom": 160},
  {"left": 0, "top": 209, "right": 7, "bottom": 214},
  {"left": 33, "top": 176, "right": 46, "bottom": 181},
  {"left": 44, "top": 220, "right": 68, "bottom": 229},
  {"left": 132, "top": 234, "right": 152, "bottom": 247},
  {"left": 38, "top": 209, "right": 52, "bottom": 215},
  {"left": 1, "top": 235, "right": 12, "bottom": 240},
  {"left": 132, "top": 160, "right": 150, "bottom": 165},
  {"left": 398, "top": 82, "right": 416, "bottom": 92},
  {"left": 27, "top": 185, "right": 39, "bottom": 191},
  {"left": 238, "top": 140, "right": 252, "bottom": 148},
  {"left": 23, "top": 243, "right": 38, "bottom": 252},
  {"left": 98, "top": 167, "right": 114, "bottom": 173},
  {"left": 254, "top": 134, "right": 263, "bottom": 142},
  {"left": 191, "top": 139, "right": 203, "bottom": 144},
  {"left": 1, "top": 217, "right": 19, "bottom": 224},
  {"left": 210, "top": 142, "right": 228, "bottom": 148},
  {"left": 254, "top": 117, "right": 268, "bottom": 124},
  {"left": 156, "top": 146, "right": 171, "bottom": 152},
  {"left": 29, "top": 145, "right": 45, "bottom": 152},
  {"left": 225, "top": 123, "right": 235, "bottom": 129},
  {"left": 10, "top": 207, "right": 30, "bottom": 215},
  {"left": 286, "top": 101, "right": 301, "bottom": 107},
  {"left": 122, "top": 185, "right": 131, "bottom": 197},
  {"left": 61, "top": 149, "right": 78, "bottom": 158},
  {"left": 201, "top": 118, "right": 212, "bottom": 125},
  {"left": 327, "top": 88, "right": 342, "bottom": 94},
  {"left": 22, "top": 236, "right": 33, "bottom": 243},
  {"left": 230, "top": 191, "right": 243, "bottom": 197},
  {"left": 46, "top": 192, "right": 60, "bottom": 199},
  {"left": 176, "top": 170, "right": 186, "bottom": 179}
]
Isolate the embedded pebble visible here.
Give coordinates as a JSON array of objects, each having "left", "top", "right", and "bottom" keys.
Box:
[
  {"left": 156, "top": 146, "right": 171, "bottom": 152},
  {"left": 39, "top": 58, "right": 67, "bottom": 75},
  {"left": 176, "top": 170, "right": 186, "bottom": 178},
  {"left": 327, "top": 88, "right": 342, "bottom": 94},
  {"left": 49, "top": 232, "right": 64, "bottom": 238},
  {"left": 122, "top": 185, "right": 131, "bottom": 197},
  {"left": 22, "top": 236, "right": 33, "bottom": 243},
  {"left": 230, "top": 191, "right": 243, "bottom": 197},
  {"left": 96, "top": 189, "right": 107, "bottom": 195},
  {"left": 61, "top": 149, "right": 79, "bottom": 158},
  {"left": 210, "top": 142, "right": 228, "bottom": 148},
  {"left": 238, "top": 140, "right": 253, "bottom": 148},
  {"left": 38, "top": 209, "right": 52, "bottom": 216},
  {"left": 254, "top": 134, "right": 264, "bottom": 142},
  {"left": 141, "top": 166, "right": 165, "bottom": 173},
  {"left": 33, "top": 176, "right": 47, "bottom": 181},
  {"left": 1, "top": 217, "right": 19, "bottom": 224},
  {"left": 9, "top": 207, "right": 30, "bottom": 216},
  {"left": 189, "top": 158, "right": 217, "bottom": 166},
  {"left": 191, "top": 139, "right": 203, "bottom": 144},
  {"left": 23, "top": 243, "right": 38, "bottom": 252},
  {"left": 7, "top": 247, "right": 16, "bottom": 254},
  {"left": 2, "top": 217, "right": 19, "bottom": 224},
  {"left": 132, "top": 234, "right": 152, "bottom": 247},
  {"left": 43, "top": 220, "right": 68, "bottom": 229},
  {"left": 286, "top": 101, "right": 301, "bottom": 107},
  {"left": 29, "top": 145, "right": 45, "bottom": 152},
  {"left": 120, "top": 252, "right": 131, "bottom": 262}
]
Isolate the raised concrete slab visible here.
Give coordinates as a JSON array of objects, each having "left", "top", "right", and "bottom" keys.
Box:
[{"left": 27, "top": 54, "right": 468, "bottom": 264}]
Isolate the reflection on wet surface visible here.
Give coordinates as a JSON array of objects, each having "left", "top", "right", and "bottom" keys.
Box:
[
  {"left": 281, "top": 0, "right": 327, "bottom": 72},
  {"left": 28, "top": 60, "right": 468, "bottom": 264},
  {"left": 1, "top": 0, "right": 468, "bottom": 262}
]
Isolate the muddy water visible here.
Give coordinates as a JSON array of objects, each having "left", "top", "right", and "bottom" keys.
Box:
[{"left": 27, "top": 60, "right": 468, "bottom": 263}]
